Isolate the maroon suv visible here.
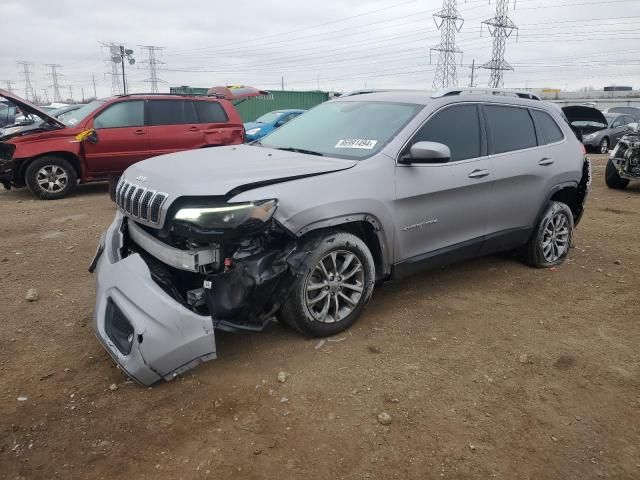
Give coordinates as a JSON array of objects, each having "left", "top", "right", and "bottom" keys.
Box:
[{"left": 0, "top": 90, "right": 247, "bottom": 199}]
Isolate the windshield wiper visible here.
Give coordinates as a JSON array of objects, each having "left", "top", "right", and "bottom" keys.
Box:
[{"left": 275, "top": 147, "right": 324, "bottom": 156}]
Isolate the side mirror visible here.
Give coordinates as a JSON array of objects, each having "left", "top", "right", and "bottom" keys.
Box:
[{"left": 400, "top": 141, "right": 451, "bottom": 164}]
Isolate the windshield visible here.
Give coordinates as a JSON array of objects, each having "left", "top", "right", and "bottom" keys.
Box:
[
  {"left": 62, "top": 100, "right": 105, "bottom": 126},
  {"left": 255, "top": 111, "right": 284, "bottom": 124},
  {"left": 604, "top": 113, "right": 618, "bottom": 127},
  {"left": 260, "top": 101, "right": 422, "bottom": 159}
]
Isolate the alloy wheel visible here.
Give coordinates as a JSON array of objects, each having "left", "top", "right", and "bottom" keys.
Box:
[
  {"left": 304, "top": 250, "right": 364, "bottom": 323},
  {"left": 541, "top": 212, "right": 570, "bottom": 263},
  {"left": 36, "top": 165, "right": 69, "bottom": 193},
  {"left": 600, "top": 138, "right": 609, "bottom": 154}
]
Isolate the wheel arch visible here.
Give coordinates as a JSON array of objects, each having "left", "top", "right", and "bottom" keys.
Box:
[
  {"left": 295, "top": 215, "right": 391, "bottom": 280},
  {"left": 537, "top": 181, "right": 583, "bottom": 226}
]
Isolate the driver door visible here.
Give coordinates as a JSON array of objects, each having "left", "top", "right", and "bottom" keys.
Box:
[
  {"left": 394, "top": 104, "right": 493, "bottom": 267},
  {"left": 83, "top": 100, "right": 149, "bottom": 176}
]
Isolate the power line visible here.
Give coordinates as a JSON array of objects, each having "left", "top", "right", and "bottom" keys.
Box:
[
  {"left": 45, "top": 64, "right": 63, "bottom": 102},
  {"left": 481, "top": 0, "right": 518, "bottom": 88},
  {"left": 139, "top": 45, "right": 166, "bottom": 93},
  {"left": 431, "top": 0, "right": 465, "bottom": 89}
]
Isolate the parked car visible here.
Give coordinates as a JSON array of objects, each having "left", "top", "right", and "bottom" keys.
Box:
[
  {"left": 1, "top": 104, "right": 86, "bottom": 138},
  {"left": 0, "top": 89, "right": 246, "bottom": 198},
  {"left": 562, "top": 105, "right": 635, "bottom": 153},
  {"left": 90, "top": 88, "right": 591, "bottom": 386},
  {"left": 606, "top": 122, "right": 640, "bottom": 189},
  {"left": 244, "top": 109, "right": 306, "bottom": 142},
  {"left": 607, "top": 106, "right": 640, "bottom": 122},
  {"left": 0, "top": 101, "right": 16, "bottom": 128}
]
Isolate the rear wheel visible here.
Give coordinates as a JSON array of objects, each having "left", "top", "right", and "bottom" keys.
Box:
[
  {"left": 280, "top": 231, "right": 375, "bottom": 337},
  {"left": 522, "top": 201, "right": 574, "bottom": 268},
  {"left": 605, "top": 159, "right": 629, "bottom": 189},
  {"left": 25, "top": 156, "right": 77, "bottom": 200}
]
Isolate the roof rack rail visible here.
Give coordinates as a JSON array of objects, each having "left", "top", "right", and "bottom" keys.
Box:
[
  {"left": 431, "top": 87, "right": 541, "bottom": 101},
  {"left": 114, "top": 92, "right": 227, "bottom": 99}
]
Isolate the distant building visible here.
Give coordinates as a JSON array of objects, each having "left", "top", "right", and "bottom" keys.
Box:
[{"left": 604, "top": 86, "right": 632, "bottom": 92}]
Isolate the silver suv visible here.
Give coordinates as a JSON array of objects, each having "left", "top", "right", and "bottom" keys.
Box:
[{"left": 90, "top": 88, "right": 591, "bottom": 385}]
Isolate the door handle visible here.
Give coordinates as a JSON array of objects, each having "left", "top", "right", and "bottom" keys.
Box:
[
  {"left": 468, "top": 169, "right": 490, "bottom": 179},
  {"left": 538, "top": 158, "right": 554, "bottom": 166},
  {"left": 188, "top": 126, "right": 199, "bottom": 131},
  {"left": 133, "top": 129, "right": 145, "bottom": 135}
]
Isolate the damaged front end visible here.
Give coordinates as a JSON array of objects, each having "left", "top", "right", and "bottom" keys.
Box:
[
  {"left": 610, "top": 130, "right": 640, "bottom": 180},
  {"left": 91, "top": 195, "right": 311, "bottom": 385}
]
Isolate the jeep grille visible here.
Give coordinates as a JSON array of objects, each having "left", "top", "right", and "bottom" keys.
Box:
[{"left": 115, "top": 180, "right": 168, "bottom": 225}]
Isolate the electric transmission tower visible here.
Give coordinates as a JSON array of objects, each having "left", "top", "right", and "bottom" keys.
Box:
[
  {"left": 3, "top": 80, "right": 14, "bottom": 93},
  {"left": 140, "top": 45, "right": 166, "bottom": 93},
  {"left": 431, "top": 0, "right": 464, "bottom": 90},
  {"left": 481, "top": 0, "right": 518, "bottom": 88},
  {"left": 17, "top": 61, "right": 35, "bottom": 101},
  {"left": 45, "top": 64, "right": 63, "bottom": 102}
]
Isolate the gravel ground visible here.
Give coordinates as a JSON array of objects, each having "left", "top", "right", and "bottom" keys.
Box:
[{"left": 0, "top": 154, "right": 639, "bottom": 480}]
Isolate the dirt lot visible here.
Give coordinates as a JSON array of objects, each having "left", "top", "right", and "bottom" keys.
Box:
[{"left": 0, "top": 154, "right": 639, "bottom": 480}]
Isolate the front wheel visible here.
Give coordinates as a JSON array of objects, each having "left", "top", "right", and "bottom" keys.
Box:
[
  {"left": 280, "top": 231, "right": 375, "bottom": 337},
  {"left": 605, "top": 159, "right": 629, "bottom": 189},
  {"left": 25, "top": 156, "right": 77, "bottom": 200},
  {"left": 522, "top": 201, "right": 574, "bottom": 268},
  {"left": 599, "top": 137, "right": 609, "bottom": 154}
]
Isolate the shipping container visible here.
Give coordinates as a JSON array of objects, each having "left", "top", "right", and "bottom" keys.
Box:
[{"left": 233, "top": 90, "right": 330, "bottom": 122}]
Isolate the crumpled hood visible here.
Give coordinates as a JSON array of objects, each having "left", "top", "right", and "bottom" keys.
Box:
[{"left": 123, "top": 145, "right": 358, "bottom": 199}]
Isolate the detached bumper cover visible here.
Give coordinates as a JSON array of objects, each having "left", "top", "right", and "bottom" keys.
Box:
[{"left": 92, "top": 214, "right": 216, "bottom": 386}]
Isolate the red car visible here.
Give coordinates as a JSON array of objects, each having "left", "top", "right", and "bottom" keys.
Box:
[{"left": 0, "top": 90, "right": 247, "bottom": 199}]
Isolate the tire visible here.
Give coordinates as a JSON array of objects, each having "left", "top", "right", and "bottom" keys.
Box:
[
  {"left": 599, "top": 137, "right": 609, "bottom": 154},
  {"left": 522, "top": 201, "right": 574, "bottom": 269},
  {"left": 280, "top": 231, "right": 375, "bottom": 337},
  {"left": 605, "top": 159, "right": 629, "bottom": 189},
  {"left": 25, "top": 156, "right": 77, "bottom": 200}
]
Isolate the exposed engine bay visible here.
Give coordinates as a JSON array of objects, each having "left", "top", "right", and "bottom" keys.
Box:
[{"left": 610, "top": 127, "right": 640, "bottom": 180}]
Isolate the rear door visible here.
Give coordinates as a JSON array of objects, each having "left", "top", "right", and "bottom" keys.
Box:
[
  {"left": 147, "top": 100, "right": 206, "bottom": 156},
  {"left": 83, "top": 100, "right": 148, "bottom": 175},
  {"left": 484, "top": 104, "right": 563, "bottom": 243},
  {"left": 193, "top": 100, "right": 243, "bottom": 146},
  {"left": 394, "top": 103, "right": 493, "bottom": 262}
]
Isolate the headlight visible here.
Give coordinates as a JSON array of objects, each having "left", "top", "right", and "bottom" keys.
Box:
[
  {"left": 246, "top": 128, "right": 262, "bottom": 136},
  {"left": 173, "top": 199, "right": 277, "bottom": 230},
  {"left": 583, "top": 133, "right": 597, "bottom": 141}
]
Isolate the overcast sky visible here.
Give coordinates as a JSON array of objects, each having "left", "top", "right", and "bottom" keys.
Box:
[{"left": 1, "top": 0, "right": 639, "bottom": 102}]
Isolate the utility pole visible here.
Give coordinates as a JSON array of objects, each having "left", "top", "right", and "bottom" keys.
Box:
[
  {"left": 281, "top": 76, "right": 284, "bottom": 90},
  {"left": 481, "top": 0, "right": 518, "bottom": 89},
  {"left": 45, "top": 64, "right": 63, "bottom": 102},
  {"left": 469, "top": 59, "right": 476, "bottom": 87},
  {"left": 68, "top": 85, "right": 74, "bottom": 102},
  {"left": 91, "top": 73, "right": 97, "bottom": 98},
  {"left": 431, "top": 0, "right": 464, "bottom": 90},
  {"left": 81, "top": 87, "right": 85, "bottom": 102},
  {"left": 140, "top": 45, "right": 165, "bottom": 93},
  {"left": 17, "top": 61, "right": 35, "bottom": 101},
  {"left": 317, "top": 73, "right": 320, "bottom": 91}
]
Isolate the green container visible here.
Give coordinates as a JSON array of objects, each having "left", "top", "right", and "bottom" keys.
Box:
[
  {"left": 233, "top": 90, "right": 329, "bottom": 122},
  {"left": 169, "top": 86, "right": 209, "bottom": 95}
]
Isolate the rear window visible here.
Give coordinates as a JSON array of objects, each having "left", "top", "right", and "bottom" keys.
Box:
[
  {"left": 485, "top": 105, "right": 537, "bottom": 154},
  {"left": 531, "top": 109, "right": 564, "bottom": 144},
  {"left": 193, "top": 101, "right": 228, "bottom": 123},
  {"left": 148, "top": 100, "right": 200, "bottom": 126}
]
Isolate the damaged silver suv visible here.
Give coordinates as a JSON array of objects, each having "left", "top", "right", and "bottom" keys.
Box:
[{"left": 90, "top": 88, "right": 591, "bottom": 386}]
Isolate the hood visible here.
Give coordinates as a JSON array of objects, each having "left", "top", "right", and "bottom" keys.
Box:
[
  {"left": 0, "top": 88, "right": 65, "bottom": 129},
  {"left": 562, "top": 106, "right": 607, "bottom": 127},
  {"left": 124, "top": 145, "right": 358, "bottom": 199}
]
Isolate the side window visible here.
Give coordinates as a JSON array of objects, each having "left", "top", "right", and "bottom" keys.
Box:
[
  {"left": 184, "top": 101, "right": 198, "bottom": 124},
  {"left": 623, "top": 115, "right": 634, "bottom": 125},
  {"left": 409, "top": 104, "right": 482, "bottom": 162},
  {"left": 485, "top": 105, "right": 537, "bottom": 154},
  {"left": 531, "top": 109, "right": 564, "bottom": 144},
  {"left": 93, "top": 101, "right": 144, "bottom": 129},
  {"left": 148, "top": 100, "right": 185, "bottom": 126},
  {"left": 611, "top": 117, "right": 623, "bottom": 128},
  {"left": 194, "top": 101, "right": 228, "bottom": 123}
]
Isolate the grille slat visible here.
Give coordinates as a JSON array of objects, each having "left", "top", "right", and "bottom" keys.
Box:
[{"left": 115, "top": 180, "right": 167, "bottom": 226}]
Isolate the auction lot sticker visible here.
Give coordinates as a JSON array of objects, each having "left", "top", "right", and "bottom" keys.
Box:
[{"left": 335, "top": 139, "right": 378, "bottom": 149}]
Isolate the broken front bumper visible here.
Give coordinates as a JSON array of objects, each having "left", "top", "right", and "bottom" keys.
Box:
[{"left": 92, "top": 213, "right": 216, "bottom": 386}]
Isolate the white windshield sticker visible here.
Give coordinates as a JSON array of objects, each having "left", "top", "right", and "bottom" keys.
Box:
[{"left": 335, "top": 139, "right": 378, "bottom": 150}]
